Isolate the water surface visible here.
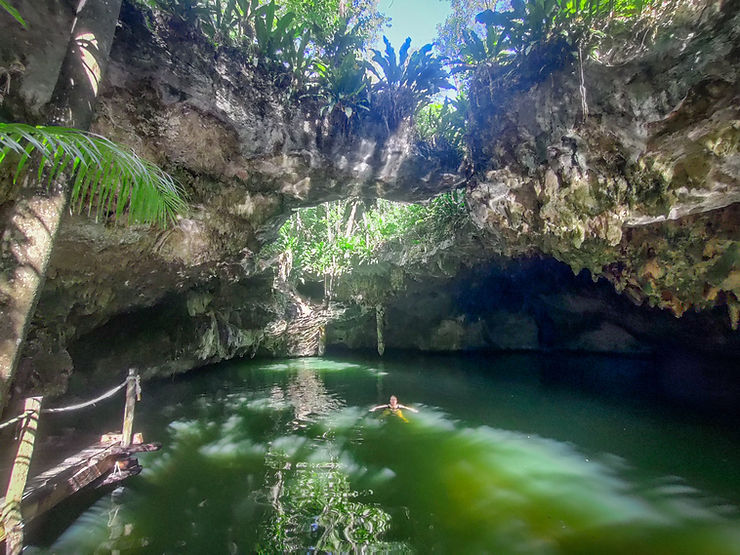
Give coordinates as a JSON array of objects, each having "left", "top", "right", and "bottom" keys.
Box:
[{"left": 27, "top": 353, "right": 740, "bottom": 553}]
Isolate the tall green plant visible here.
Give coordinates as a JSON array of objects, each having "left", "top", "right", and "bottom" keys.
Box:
[
  {"left": 474, "top": 0, "right": 664, "bottom": 56},
  {"left": 254, "top": 1, "right": 296, "bottom": 59},
  {"left": 436, "top": 0, "right": 498, "bottom": 59},
  {"left": 369, "top": 37, "right": 453, "bottom": 127},
  {"left": 200, "top": 0, "right": 262, "bottom": 44},
  {"left": 0, "top": 123, "right": 186, "bottom": 226},
  {"left": 314, "top": 52, "right": 370, "bottom": 122},
  {"left": 448, "top": 0, "right": 664, "bottom": 75},
  {"left": 141, "top": 0, "right": 264, "bottom": 45}
]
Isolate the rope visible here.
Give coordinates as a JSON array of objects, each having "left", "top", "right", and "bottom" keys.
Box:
[
  {"left": 0, "top": 410, "right": 33, "bottom": 431},
  {"left": 41, "top": 381, "right": 127, "bottom": 414},
  {"left": 0, "top": 376, "right": 132, "bottom": 430}
]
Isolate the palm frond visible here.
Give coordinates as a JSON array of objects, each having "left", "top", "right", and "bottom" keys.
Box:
[
  {"left": 0, "top": 123, "right": 186, "bottom": 227},
  {"left": 0, "top": 0, "right": 26, "bottom": 28}
]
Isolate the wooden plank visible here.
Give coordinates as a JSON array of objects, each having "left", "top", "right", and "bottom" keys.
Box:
[
  {"left": 0, "top": 443, "right": 117, "bottom": 543},
  {"left": 0, "top": 438, "right": 160, "bottom": 543},
  {"left": 1, "top": 396, "right": 42, "bottom": 555}
]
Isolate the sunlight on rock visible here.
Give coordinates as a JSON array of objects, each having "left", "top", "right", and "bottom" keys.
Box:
[{"left": 76, "top": 32, "right": 101, "bottom": 96}]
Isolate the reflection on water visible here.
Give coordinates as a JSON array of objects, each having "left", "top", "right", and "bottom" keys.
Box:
[{"left": 32, "top": 356, "right": 740, "bottom": 554}]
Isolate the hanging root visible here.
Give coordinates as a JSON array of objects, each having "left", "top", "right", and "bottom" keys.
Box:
[{"left": 578, "top": 46, "right": 589, "bottom": 120}]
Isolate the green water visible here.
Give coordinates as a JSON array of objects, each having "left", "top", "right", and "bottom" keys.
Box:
[{"left": 28, "top": 353, "right": 740, "bottom": 554}]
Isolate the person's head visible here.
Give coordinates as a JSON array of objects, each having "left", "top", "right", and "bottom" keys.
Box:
[{"left": 389, "top": 395, "right": 398, "bottom": 408}]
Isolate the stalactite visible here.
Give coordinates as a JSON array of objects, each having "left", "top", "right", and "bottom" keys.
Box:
[
  {"left": 317, "top": 326, "right": 326, "bottom": 356},
  {"left": 376, "top": 304, "right": 385, "bottom": 357}
]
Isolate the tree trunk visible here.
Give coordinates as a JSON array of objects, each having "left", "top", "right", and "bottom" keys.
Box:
[
  {"left": 344, "top": 201, "right": 357, "bottom": 238},
  {"left": 0, "top": 0, "right": 123, "bottom": 413}
]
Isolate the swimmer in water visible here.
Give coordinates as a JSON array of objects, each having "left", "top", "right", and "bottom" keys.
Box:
[{"left": 370, "top": 395, "right": 419, "bottom": 414}]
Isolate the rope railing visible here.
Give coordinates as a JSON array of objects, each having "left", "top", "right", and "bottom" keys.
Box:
[
  {"left": 42, "top": 381, "right": 127, "bottom": 414},
  {"left": 1, "top": 370, "right": 143, "bottom": 554},
  {"left": 0, "top": 410, "right": 33, "bottom": 432},
  {"left": 0, "top": 375, "right": 136, "bottom": 428}
]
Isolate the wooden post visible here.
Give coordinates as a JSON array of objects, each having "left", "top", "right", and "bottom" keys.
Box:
[
  {"left": 121, "top": 370, "right": 137, "bottom": 448},
  {"left": 2, "top": 396, "right": 42, "bottom": 555}
]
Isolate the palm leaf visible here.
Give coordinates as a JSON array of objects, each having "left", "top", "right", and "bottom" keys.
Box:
[
  {"left": 399, "top": 37, "right": 411, "bottom": 67},
  {"left": 0, "top": 123, "right": 186, "bottom": 227},
  {"left": 0, "top": 0, "right": 26, "bottom": 28}
]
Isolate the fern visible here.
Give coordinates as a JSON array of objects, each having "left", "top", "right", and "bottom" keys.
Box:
[{"left": 0, "top": 123, "right": 186, "bottom": 227}]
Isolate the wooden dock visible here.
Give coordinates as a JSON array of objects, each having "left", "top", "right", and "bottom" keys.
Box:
[
  {"left": 0, "top": 370, "right": 159, "bottom": 552},
  {"left": 0, "top": 434, "right": 160, "bottom": 543}
]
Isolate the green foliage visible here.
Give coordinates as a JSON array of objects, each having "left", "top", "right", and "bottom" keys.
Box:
[
  {"left": 454, "top": 23, "right": 516, "bottom": 67},
  {"left": 140, "top": 0, "right": 274, "bottom": 46},
  {"left": 0, "top": 123, "right": 186, "bottom": 227},
  {"left": 137, "top": 0, "right": 390, "bottom": 115},
  {"left": 436, "top": 0, "right": 498, "bottom": 59},
  {"left": 200, "top": 0, "right": 262, "bottom": 45},
  {"left": 320, "top": 17, "right": 367, "bottom": 69},
  {"left": 265, "top": 191, "right": 469, "bottom": 290},
  {"left": 254, "top": 1, "right": 295, "bottom": 59},
  {"left": 370, "top": 37, "right": 454, "bottom": 104},
  {"left": 282, "top": 0, "right": 385, "bottom": 50},
  {"left": 314, "top": 52, "right": 370, "bottom": 122},
  {"left": 447, "top": 0, "right": 665, "bottom": 74},
  {"left": 140, "top": 0, "right": 217, "bottom": 28},
  {"left": 141, "top": 0, "right": 384, "bottom": 59},
  {"left": 415, "top": 93, "right": 469, "bottom": 156},
  {"left": 369, "top": 37, "right": 454, "bottom": 127},
  {"left": 0, "top": 0, "right": 26, "bottom": 28},
  {"left": 245, "top": 1, "right": 316, "bottom": 90}
]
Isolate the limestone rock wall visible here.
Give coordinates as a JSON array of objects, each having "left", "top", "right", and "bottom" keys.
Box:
[
  {"left": 465, "top": 0, "right": 740, "bottom": 324},
  {"left": 327, "top": 257, "right": 740, "bottom": 357}
]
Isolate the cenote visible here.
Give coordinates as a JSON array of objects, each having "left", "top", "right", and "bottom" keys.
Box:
[
  {"left": 1, "top": 0, "right": 740, "bottom": 553},
  {"left": 22, "top": 352, "right": 740, "bottom": 554}
]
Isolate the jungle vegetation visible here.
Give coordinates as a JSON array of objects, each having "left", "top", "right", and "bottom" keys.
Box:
[
  {"left": 0, "top": 0, "right": 674, "bottom": 169},
  {"left": 128, "top": 0, "right": 668, "bottom": 158},
  {"left": 0, "top": 0, "right": 669, "bottom": 186},
  {"left": 264, "top": 192, "right": 469, "bottom": 299}
]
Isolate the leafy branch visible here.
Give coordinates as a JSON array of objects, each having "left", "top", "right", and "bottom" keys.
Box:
[{"left": 0, "top": 123, "right": 187, "bottom": 227}]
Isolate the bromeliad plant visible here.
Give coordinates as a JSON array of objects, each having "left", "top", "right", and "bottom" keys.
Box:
[
  {"left": 140, "top": 0, "right": 263, "bottom": 45},
  {"left": 314, "top": 52, "right": 370, "bottom": 125},
  {"left": 369, "top": 37, "right": 454, "bottom": 128},
  {"left": 254, "top": 1, "right": 297, "bottom": 60},
  {"left": 199, "top": 0, "right": 263, "bottom": 45},
  {"left": 252, "top": 0, "right": 315, "bottom": 90},
  {"left": 0, "top": 123, "right": 186, "bottom": 227}
]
